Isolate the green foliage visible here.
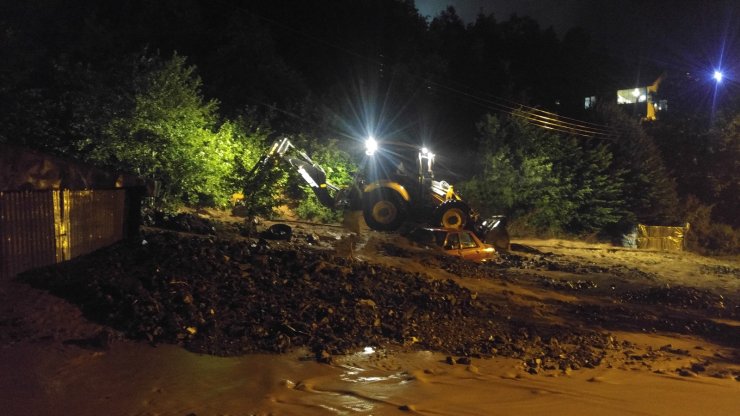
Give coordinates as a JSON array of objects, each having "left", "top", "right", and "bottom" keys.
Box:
[
  {"left": 0, "top": 57, "right": 111, "bottom": 155},
  {"left": 293, "top": 194, "right": 336, "bottom": 223},
  {"left": 646, "top": 90, "right": 738, "bottom": 230},
  {"left": 73, "top": 52, "right": 270, "bottom": 209},
  {"left": 551, "top": 137, "right": 626, "bottom": 232},
  {"left": 227, "top": 114, "right": 283, "bottom": 217},
  {"left": 705, "top": 111, "right": 740, "bottom": 227},
  {"left": 464, "top": 105, "right": 681, "bottom": 237},
  {"left": 460, "top": 113, "right": 625, "bottom": 235},
  {"left": 682, "top": 195, "right": 740, "bottom": 255},
  {"left": 697, "top": 223, "right": 740, "bottom": 255},
  {"left": 594, "top": 102, "right": 679, "bottom": 226}
]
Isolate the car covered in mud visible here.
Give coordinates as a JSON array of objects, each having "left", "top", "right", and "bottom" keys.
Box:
[{"left": 405, "top": 227, "right": 497, "bottom": 262}]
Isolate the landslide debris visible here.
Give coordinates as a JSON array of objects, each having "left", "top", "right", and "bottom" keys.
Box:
[
  {"left": 21, "top": 230, "right": 620, "bottom": 370},
  {"left": 378, "top": 240, "right": 739, "bottom": 348}
]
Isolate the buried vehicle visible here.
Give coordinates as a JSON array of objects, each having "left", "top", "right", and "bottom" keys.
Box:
[
  {"left": 240, "top": 137, "right": 509, "bottom": 249},
  {"left": 406, "top": 227, "right": 498, "bottom": 263}
]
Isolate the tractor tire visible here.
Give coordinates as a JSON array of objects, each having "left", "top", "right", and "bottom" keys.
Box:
[
  {"left": 363, "top": 189, "right": 406, "bottom": 231},
  {"left": 433, "top": 200, "right": 471, "bottom": 229}
]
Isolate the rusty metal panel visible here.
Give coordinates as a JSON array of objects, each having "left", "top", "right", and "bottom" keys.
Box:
[
  {"left": 67, "top": 190, "right": 126, "bottom": 258},
  {"left": 53, "top": 190, "right": 69, "bottom": 262},
  {"left": 0, "top": 191, "right": 56, "bottom": 279},
  {"left": 636, "top": 223, "right": 689, "bottom": 251},
  {"left": 0, "top": 189, "right": 128, "bottom": 280}
]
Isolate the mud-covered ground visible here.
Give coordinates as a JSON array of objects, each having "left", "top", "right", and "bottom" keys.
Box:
[
  {"left": 1, "top": 211, "right": 739, "bottom": 415},
  {"left": 7, "top": 211, "right": 740, "bottom": 375}
]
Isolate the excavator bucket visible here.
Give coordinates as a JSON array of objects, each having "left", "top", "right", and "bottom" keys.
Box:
[{"left": 473, "top": 215, "right": 510, "bottom": 251}]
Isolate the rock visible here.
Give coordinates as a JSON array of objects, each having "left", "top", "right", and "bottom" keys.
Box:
[
  {"left": 317, "top": 350, "right": 332, "bottom": 364},
  {"left": 677, "top": 369, "right": 698, "bottom": 377},
  {"left": 690, "top": 363, "right": 706, "bottom": 373},
  {"left": 457, "top": 356, "right": 472, "bottom": 365},
  {"left": 306, "top": 233, "right": 320, "bottom": 244},
  {"left": 18, "top": 229, "right": 635, "bottom": 370}
]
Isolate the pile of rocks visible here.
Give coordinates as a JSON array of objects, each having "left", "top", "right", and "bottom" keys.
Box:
[{"left": 22, "top": 230, "right": 619, "bottom": 369}]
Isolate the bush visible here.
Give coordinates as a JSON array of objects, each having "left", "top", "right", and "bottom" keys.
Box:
[
  {"left": 594, "top": 102, "right": 679, "bottom": 225},
  {"left": 460, "top": 112, "right": 625, "bottom": 235},
  {"left": 699, "top": 224, "right": 740, "bottom": 255},
  {"left": 682, "top": 195, "right": 739, "bottom": 255},
  {"left": 60, "top": 52, "right": 271, "bottom": 210}
]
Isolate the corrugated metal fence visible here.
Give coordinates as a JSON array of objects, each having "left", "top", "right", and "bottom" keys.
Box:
[
  {"left": 0, "top": 189, "right": 127, "bottom": 279},
  {"left": 636, "top": 223, "right": 690, "bottom": 251}
]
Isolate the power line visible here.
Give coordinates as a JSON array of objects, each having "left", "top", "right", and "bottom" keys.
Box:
[
  {"left": 424, "top": 80, "right": 617, "bottom": 139},
  {"left": 427, "top": 76, "right": 619, "bottom": 134}
]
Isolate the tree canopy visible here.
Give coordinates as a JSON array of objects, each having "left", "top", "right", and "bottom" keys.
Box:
[
  {"left": 0, "top": 0, "right": 736, "bottom": 247},
  {"left": 460, "top": 112, "right": 627, "bottom": 235}
]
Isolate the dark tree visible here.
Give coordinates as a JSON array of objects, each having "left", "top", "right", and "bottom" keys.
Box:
[{"left": 595, "top": 102, "right": 680, "bottom": 227}]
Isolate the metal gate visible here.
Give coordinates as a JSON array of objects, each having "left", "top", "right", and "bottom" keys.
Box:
[{"left": 0, "top": 189, "right": 126, "bottom": 279}]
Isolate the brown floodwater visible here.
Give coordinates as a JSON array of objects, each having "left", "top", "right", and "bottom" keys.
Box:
[{"left": 2, "top": 336, "right": 738, "bottom": 416}]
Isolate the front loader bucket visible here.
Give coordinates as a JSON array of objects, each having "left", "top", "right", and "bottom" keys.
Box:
[{"left": 474, "top": 215, "right": 510, "bottom": 251}]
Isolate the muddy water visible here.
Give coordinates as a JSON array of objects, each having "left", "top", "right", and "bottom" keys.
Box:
[{"left": 2, "top": 340, "right": 738, "bottom": 416}]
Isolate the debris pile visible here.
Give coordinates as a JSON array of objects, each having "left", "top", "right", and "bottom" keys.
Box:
[
  {"left": 620, "top": 286, "right": 732, "bottom": 316},
  {"left": 151, "top": 212, "right": 219, "bottom": 235},
  {"left": 22, "top": 230, "right": 619, "bottom": 368},
  {"left": 381, "top": 241, "right": 659, "bottom": 281}
]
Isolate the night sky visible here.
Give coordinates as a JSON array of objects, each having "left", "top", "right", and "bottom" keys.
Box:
[
  {"left": 416, "top": 0, "right": 739, "bottom": 80},
  {"left": 416, "top": 0, "right": 587, "bottom": 33}
]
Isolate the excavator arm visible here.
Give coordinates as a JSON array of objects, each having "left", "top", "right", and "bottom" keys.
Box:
[
  {"left": 242, "top": 137, "right": 508, "bottom": 248},
  {"left": 243, "top": 137, "right": 342, "bottom": 209}
]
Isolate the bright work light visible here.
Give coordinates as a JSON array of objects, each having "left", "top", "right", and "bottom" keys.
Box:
[
  {"left": 713, "top": 70, "right": 723, "bottom": 82},
  {"left": 365, "top": 136, "right": 378, "bottom": 156}
]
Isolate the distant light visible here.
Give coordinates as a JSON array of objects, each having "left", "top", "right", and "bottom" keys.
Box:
[
  {"left": 365, "top": 136, "right": 378, "bottom": 156},
  {"left": 713, "top": 70, "right": 723, "bottom": 82},
  {"left": 363, "top": 346, "right": 375, "bottom": 354},
  {"left": 421, "top": 147, "right": 429, "bottom": 155}
]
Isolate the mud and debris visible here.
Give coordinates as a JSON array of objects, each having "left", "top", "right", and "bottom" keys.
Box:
[
  {"left": 7, "top": 212, "right": 740, "bottom": 378},
  {"left": 20, "top": 230, "right": 622, "bottom": 372}
]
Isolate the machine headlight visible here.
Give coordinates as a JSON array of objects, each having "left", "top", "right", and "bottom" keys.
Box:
[{"left": 365, "top": 136, "right": 378, "bottom": 156}]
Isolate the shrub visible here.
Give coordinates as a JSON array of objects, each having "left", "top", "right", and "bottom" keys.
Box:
[
  {"left": 460, "top": 112, "right": 625, "bottom": 235},
  {"left": 682, "top": 195, "right": 739, "bottom": 255}
]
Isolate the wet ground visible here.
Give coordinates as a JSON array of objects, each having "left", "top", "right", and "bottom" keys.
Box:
[
  {"left": 15, "top": 214, "right": 740, "bottom": 371},
  {"left": 1, "top": 213, "right": 739, "bottom": 415}
]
